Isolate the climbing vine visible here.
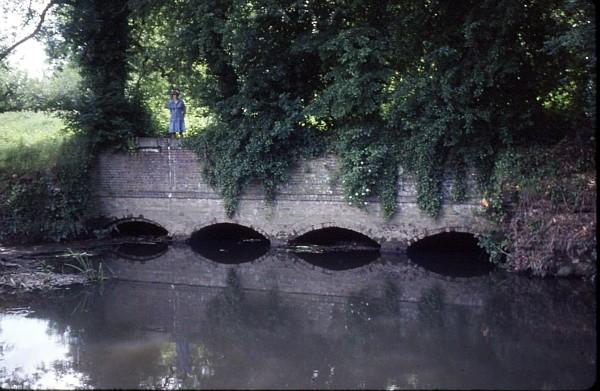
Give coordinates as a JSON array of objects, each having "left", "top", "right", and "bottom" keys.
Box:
[{"left": 163, "top": 0, "right": 593, "bottom": 219}]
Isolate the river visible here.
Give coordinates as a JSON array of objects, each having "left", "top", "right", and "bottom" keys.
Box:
[{"left": 0, "top": 241, "right": 596, "bottom": 389}]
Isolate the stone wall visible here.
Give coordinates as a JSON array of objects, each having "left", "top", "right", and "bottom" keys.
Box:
[{"left": 91, "top": 137, "right": 490, "bottom": 250}]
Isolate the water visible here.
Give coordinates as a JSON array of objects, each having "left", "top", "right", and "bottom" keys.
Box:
[{"left": 0, "top": 244, "right": 596, "bottom": 389}]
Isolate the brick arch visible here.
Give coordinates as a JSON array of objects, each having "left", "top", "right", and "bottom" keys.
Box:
[
  {"left": 190, "top": 220, "right": 271, "bottom": 242},
  {"left": 109, "top": 216, "right": 170, "bottom": 235},
  {"left": 289, "top": 222, "right": 380, "bottom": 246},
  {"left": 406, "top": 226, "right": 483, "bottom": 246}
]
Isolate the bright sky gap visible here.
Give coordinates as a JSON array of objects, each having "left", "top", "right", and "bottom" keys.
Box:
[{"left": 1, "top": 1, "right": 53, "bottom": 79}]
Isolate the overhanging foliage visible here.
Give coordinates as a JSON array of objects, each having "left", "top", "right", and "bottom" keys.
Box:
[{"left": 53, "top": 0, "right": 596, "bottom": 217}]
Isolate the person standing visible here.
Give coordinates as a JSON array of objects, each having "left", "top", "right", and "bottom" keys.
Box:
[{"left": 167, "top": 89, "right": 186, "bottom": 138}]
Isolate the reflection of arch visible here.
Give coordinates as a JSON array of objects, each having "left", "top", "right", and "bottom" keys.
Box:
[
  {"left": 110, "top": 217, "right": 169, "bottom": 237},
  {"left": 279, "top": 251, "right": 387, "bottom": 277},
  {"left": 190, "top": 221, "right": 271, "bottom": 242},
  {"left": 113, "top": 242, "right": 169, "bottom": 262},
  {"left": 190, "top": 222, "right": 270, "bottom": 264},
  {"left": 294, "top": 250, "right": 379, "bottom": 271},
  {"left": 289, "top": 223, "right": 380, "bottom": 248},
  {"left": 406, "top": 226, "right": 483, "bottom": 245}
]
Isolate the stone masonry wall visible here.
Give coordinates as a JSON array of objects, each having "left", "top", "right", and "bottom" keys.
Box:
[{"left": 91, "top": 137, "right": 490, "bottom": 250}]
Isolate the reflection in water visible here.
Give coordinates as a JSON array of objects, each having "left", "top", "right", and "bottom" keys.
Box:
[
  {"left": 0, "top": 249, "right": 596, "bottom": 389},
  {"left": 294, "top": 250, "right": 380, "bottom": 270},
  {"left": 114, "top": 242, "right": 169, "bottom": 261},
  {"left": 407, "top": 252, "right": 494, "bottom": 277},
  {"left": 0, "top": 314, "right": 87, "bottom": 389}
]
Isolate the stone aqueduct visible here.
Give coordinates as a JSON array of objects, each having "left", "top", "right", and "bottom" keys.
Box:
[{"left": 91, "top": 137, "right": 490, "bottom": 251}]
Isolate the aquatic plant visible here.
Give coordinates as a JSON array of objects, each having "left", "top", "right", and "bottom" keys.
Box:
[{"left": 65, "top": 249, "right": 112, "bottom": 282}]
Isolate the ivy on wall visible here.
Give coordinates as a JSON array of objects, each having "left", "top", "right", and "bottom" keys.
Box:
[{"left": 148, "top": 0, "right": 594, "bottom": 218}]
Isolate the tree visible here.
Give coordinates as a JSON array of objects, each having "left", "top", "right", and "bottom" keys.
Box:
[
  {"left": 56, "top": 0, "right": 154, "bottom": 148},
  {"left": 0, "top": 62, "right": 81, "bottom": 112},
  {"left": 304, "top": 1, "right": 400, "bottom": 217},
  {"left": 0, "top": 0, "right": 59, "bottom": 61},
  {"left": 384, "top": 0, "right": 596, "bottom": 215}
]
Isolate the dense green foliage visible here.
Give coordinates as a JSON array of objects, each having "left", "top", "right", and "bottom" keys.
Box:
[
  {"left": 0, "top": 65, "right": 81, "bottom": 112},
  {"left": 0, "top": 112, "right": 92, "bottom": 242},
  {"left": 385, "top": 0, "right": 595, "bottom": 215},
  {"left": 125, "top": 0, "right": 595, "bottom": 217},
  {"left": 0, "top": 139, "right": 92, "bottom": 242},
  {"left": 53, "top": 0, "right": 156, "bottom": 149}
]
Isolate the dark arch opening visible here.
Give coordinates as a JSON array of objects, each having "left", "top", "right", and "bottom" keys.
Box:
[
  {"left": 290, "top": 227, "right": 380, "bottom": 270},
  {"left": 112, "top": 221, "right": 168, "bottom": 237},
  {"left": 189, "top": 223, "right": 270, "bottom": 264},
  {"left": 407, "top": 232, "right": 494, "bottom": 277},
  {"left": 290, "top": 227, "right": 380, "bottom": 248}
]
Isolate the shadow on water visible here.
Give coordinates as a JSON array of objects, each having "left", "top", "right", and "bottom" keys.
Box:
[
  {"left": 189, "top": 223, "right": 270, "bottom": 264},
  {"left": 407, "top": 232, "right": 494, "bottom": 277}
]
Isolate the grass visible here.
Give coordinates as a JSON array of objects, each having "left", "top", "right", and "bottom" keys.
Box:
[
  {"left": 0, "top": 111, "right": 71, "bottom": 175},
  {"left": 0, "top": 112, "right": 90, "bottom": 243},
  {"left": 65, "top": 249, "right": 112, "bottom": 282}
]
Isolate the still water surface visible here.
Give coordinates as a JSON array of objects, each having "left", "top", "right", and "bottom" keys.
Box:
[{"left": 0, "top": 244, "right": 596, "bottom": 389}]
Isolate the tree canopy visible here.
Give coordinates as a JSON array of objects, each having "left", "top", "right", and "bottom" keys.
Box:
[{"left": 5, "top": 0, "right": 596, "bottom": 217}]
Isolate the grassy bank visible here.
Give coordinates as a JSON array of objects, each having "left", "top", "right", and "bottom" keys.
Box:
[
  {"left": 0, "top": 111, "right": 70, "bottom": 175},
  {"left": 0, "top": 111, "right": 92, "bottom": 243}
]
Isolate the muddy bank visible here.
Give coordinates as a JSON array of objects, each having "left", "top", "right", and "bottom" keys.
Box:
[
  {"left": 0, "top": 248, "right": 88, "bottom": 294},
  {"left": 0, "top": 266, "right": 87, "bottom": 292},
  {"left": 0, "top": 237, "right": 168, "bottom": 293}
]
